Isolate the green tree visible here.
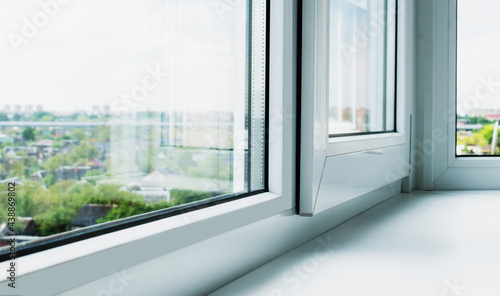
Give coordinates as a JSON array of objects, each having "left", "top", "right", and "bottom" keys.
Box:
[
  {"left": 15, "top": 181, "right": 41, "bottom": 218},
  {"left": 43, "top": 174, "right": 55, "bottom": 187},
  {"left": 170, "top": 189, "right": 218, "bottom": 205},
  {"left": 97, "top": 201, "right": 172, "bottom": 223},
  {"left": 471, "top": 132, "right": 488, "bottom": 147},
  {"left": 70, "top": 129, "right": 87, "bottom": 141},
  {"left": 0, "top": 112, "right": 9, "bottom": 121},
  {"left": 12, "top": 113, "right": 21, "bottom": 121},
  {"left": 40, "top": 115, "right": 55, "bottom": 122},
  {"left": 12, "top": 161, "right": 28, "bottom": 178},
  {"left": 26, "top": 157, "right": 41, "bottom": 171},
  {"left": 481, "top": 124, "right": 500, "bottom": 146},
  {"left": 76, "top": 115, "right": 89, "bottom": 122},
  {"left": 30, "top": 111, "right": 56, "bottom": 121},
  {"left": 90, "top": 125, "right": 110, "bottom": 142},
  {"left": 66, "top": 140, "right": 99, "bottom": 165},
  {"left": 43, "top": 154, "right": 68, "bottom": 172},
  {"left": 22, "top": 127, "right": 36, "bottom": 141},
  {"left": 83, "top": 169, "right": 102, "bottom": 178},
  {"left": 16, "top": 151, "right": 28, "bottom": 157},
  {"left": 186, "top": 154, "right": 231, "bottom": 179},
  {"left": 157, "top": 149, "right": 195, "bottom": 175}
]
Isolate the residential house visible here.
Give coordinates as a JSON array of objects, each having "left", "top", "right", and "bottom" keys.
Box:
[
  {"left": 0, "top": 217, "right": 37, "bottom": 237},
  {"left": 71, "top": 204, "right": 113, "bottom": 230},
  {"left": 30, "top": 170, "right": 48, "bottom": 181},
  {"left": 54, "top": 166, "right": 92, "bottom": 183},
  {"left": 57, "top": 141, "right": 77, "bottom": 155}
]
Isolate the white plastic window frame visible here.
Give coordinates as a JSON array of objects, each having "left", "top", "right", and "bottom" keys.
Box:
[
  {"left": 423, "top": 0, "right": 500, "bottom": 190},
  {"left": 300, "top": 0, "right": 409, "bottom": 215},
  {"left": 0, "top": 1, "right": 297, "bottom": 294},
  {"left": 301, "top": 0, "right": 405, "bottom": 159},
  {"left": 447, "top": 0, "right": 500, "bottom": 169},
  {"left": 328, "top": 0, "right": 405, "bottom": 156}
]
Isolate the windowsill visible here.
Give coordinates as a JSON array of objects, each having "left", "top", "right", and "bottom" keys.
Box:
[
  {"left": 34, "top": 181, "right": 399, "bottom": 296},
  {"left": 0, "top": 191, "right": 289, "bottom": 295},
  {"left": 210, "top": 191, "right": 500, "bottom": 296}
]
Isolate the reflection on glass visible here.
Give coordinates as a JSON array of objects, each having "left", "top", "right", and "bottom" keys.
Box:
[
  {"left": 0, "top": 0, "right": 266, "bottom": 249},
  {"left": 456, "top": 0, "right": 500, "bottom": 156},
  {"left": 329, "top": 0, "right": 396, "bottom": 136}
]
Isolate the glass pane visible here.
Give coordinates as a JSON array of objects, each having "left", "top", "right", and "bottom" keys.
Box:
[
  {"left": 456, "top": 0, "right": 500, "bottom": 156},
  {"left": 329, "top": 0, "right": 396, "bottom": 136},
  {"left": 0, "top": 0, "right": 266, "bottom": 252}
]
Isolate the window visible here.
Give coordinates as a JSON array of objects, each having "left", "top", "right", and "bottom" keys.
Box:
[
  {"left": 0, "top": 0, "right": 267, "bottom": 259},
  {"left": 300, "top": 0, "right": 406, "bottom": 215},
  {"left": 329, "top": 0, "right": 397, "bottom": 136},
  {"left": 456, "top": 0, "right": 500, "bottom": 156}
]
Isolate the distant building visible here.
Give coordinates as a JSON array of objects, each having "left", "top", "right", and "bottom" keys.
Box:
[
  {"left": 468, "top": 108, "right": 500, "bottom": 118},
  {"left": 92, "top": 142, "right": 110, "bottom": 156},
  {"left": 71, "top": 204, "right": 113, "bottom": 229},
  {"left": 25, "top": 105, "right": 34, "bottom": 114},
  {"left": 30, "top": 170, "right": 48, "bottom": 181},
  {"left": 120, "top": 167, "right": 173, "bottom": 203},
  {"left": 485, "top": 114, "right": 500, "bottom": 121},
  {"left": 29, "top": 140, "right": 55, "bottom": 159},
  {"left": 31, "top": 139, "right": 54, "bottom": 147},
  {"left": 13, "top": 136, "right": 26, "bottom": 147},
  {"left": 3, "top": 146, "right": 27, "bottom": 158},
  {"left": 456, "top": 124, "right": 483, "bottom": 131},
  {"left": 53, "top": 128, "right": 66, "bottom": 137},
  {"left": 0, "top": 177, "right": 22, "bottom": 186},
  {"left": 14, "top": 105, "right": 22, "bottom": 113},
  {"left": 0, "top": 217, "right": 37, "bottom": 237},
  {"left": 2, "top": 105, "right": 11, "bottom": 113},
  {"left": 42, "top": 147, "right": 56, "bottom": 158},
  {"left": 26, "top": 146, "right": 39, "bottom": 157},
  {"left": 36, "top": 105, "right": 44, "bottom": 112},
  {"left": 90, "top": 157, "right": 104, "bottom": 168},
  {"left": 57, "top": 141, "right": 77, "bottom": 155},
  {"left": 0, "top": 134, "right": 14, "bottom": 145},
  {"left": 92, "top": 105, "right": 101, "bottom": 115},
  {"left": 103, "top": 105, "right": 111, "bottom": 115},
  {"left": 54, "top": 166, "right": 92, "bottom": 183}
]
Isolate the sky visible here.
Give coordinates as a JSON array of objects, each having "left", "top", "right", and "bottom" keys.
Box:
[
  {"left": 0, "top": 0, "right": 247, "bottom": 113},
  {"left": 457, "top": 0, "right": 500, "bottom": 114},
  {"left": 4, "top": 0, "right": 498, "bottom": 116}
]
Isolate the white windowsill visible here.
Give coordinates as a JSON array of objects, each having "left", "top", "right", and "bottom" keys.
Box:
[{"left": 0, "top": 191, "right": 288, "bottom": 295}]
